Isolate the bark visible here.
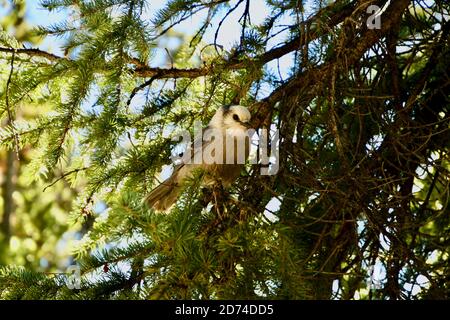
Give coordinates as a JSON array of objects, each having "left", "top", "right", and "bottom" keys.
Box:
[{"left": 0, "top": 149, "right": 16, "bottom": 241}]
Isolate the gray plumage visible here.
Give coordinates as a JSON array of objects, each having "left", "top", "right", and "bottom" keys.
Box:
[{"left": 145, "top": 105, "right": 252, "bottom": 212}]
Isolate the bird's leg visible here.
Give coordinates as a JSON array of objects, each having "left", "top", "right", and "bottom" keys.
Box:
[
  {"left": 211, "top": 180, "right": 227, "bottom": 220},
  {"left": 199, "top": 187, "right": 213, "bottom": 207}
]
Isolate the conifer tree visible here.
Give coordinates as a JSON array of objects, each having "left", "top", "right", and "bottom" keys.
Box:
[
  {"left": 0, "top": 0, "right": 449, "bottom": 299},
  {"left": 0, "top": 0, "right": 79, "bottom": 272}
]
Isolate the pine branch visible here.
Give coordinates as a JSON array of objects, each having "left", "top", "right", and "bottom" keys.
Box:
[
  {"left": 43, "top": 167, "right": 89, "bottom": 192},
  {"left": 250, "top": 0, "right": 413, "bottom": 128},
  {"left": 0, "top": 46, "right": 63, "bottom": 61},
  {"left": 136, "top": 1, "right": 357, "bottom": 78},
  {"left": 0, "top": 1, "right": 355, "bottom": 83},
  {"left": 2, "top": 0, "right": 444, "bottom": 300},
  {"left": 213, "top": 0, "right": 244, "bottom": 54}
]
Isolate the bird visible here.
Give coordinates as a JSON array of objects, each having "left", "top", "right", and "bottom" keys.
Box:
[{"left": 145, "top": 105, "right": 252, "bottom": 212}]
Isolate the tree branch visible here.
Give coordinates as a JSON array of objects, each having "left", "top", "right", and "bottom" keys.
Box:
[
  {"left": 250, "top": 0, "right": 412, "bottom": 128},
  {"left": 4, "top": 51, "right": 20, "bottom": 160},
  {"left": 0, "top": 2, "right": 355, "bottom": 84},
  {"left": 43, "top": 167, "right": 89, "bottom": 192},
  {"left": 0, "top": 46, "right": 62, "bottom": 61}
]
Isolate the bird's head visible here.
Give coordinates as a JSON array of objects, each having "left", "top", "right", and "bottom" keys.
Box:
[{"left": 210, "top": 105, "right": 252, "bottom": 131}]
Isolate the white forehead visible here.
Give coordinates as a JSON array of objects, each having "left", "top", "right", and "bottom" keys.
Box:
[{"left": 229, "top": 105, "right": 251, "bottom": 120}]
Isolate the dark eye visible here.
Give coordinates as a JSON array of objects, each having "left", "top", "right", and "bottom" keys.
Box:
[{"left": 233, "top": 114, "right": 240, "bottom": 121}]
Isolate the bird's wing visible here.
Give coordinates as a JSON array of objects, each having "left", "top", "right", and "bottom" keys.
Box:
[
  {"left": 177, "top": 125, "right": 217, "bottom": 166},
  {"left": 161, "top": 125, "right": 217, "bottom": 187}
]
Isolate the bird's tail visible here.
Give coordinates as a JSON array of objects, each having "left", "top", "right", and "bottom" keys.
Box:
[{"left": 145, "top": 180, "right": 180, "bottom": 212}]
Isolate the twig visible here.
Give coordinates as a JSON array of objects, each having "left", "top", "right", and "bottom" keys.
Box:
[
  {"left": 164, "top": 48, "right": 174, "bottom": 69},
  {"left": 0, "top": 2, "right": 355, "bottom": 82},
  {"left": 0, "top": 46, "right": 62, "bottom": 61},
  {"left": 126, "top": 75, "right": 158, "bottom": 108},
  {"left": 152, "top": 0, "right": 229, "bottom": 41},
  {"left": 239, "top": 0, "right": 251, "bottom": 48},
  {"left": 213, "top": 0, "right": 244, "bottom": 55},
  {"left": 43, "top": 167, "right": 89, "bottom": 192},
  {"left": 5, "top": 50, "right": 20, "bottom": 160}
]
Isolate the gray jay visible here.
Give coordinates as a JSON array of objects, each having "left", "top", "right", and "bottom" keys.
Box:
[{"left": 145, "top": 105, "right": 252, "bottom": 212}]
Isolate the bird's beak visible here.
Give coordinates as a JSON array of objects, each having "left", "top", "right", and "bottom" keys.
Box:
[{"left": 241, "top": 121, "right": 252, "bottom": 129}]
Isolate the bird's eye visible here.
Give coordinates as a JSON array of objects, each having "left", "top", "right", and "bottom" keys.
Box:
[{"left": 233, "top": 114, "right": 240, "bottom": 121}]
